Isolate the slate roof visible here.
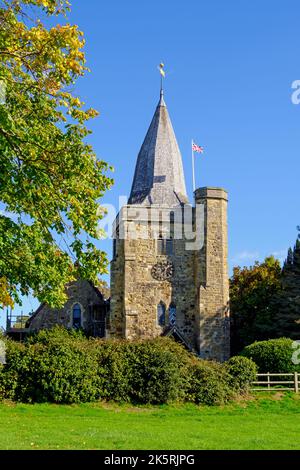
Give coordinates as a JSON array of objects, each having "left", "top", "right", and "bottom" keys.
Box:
[{"left": 128, "top": 91, "right": 188, "bottom": 206}]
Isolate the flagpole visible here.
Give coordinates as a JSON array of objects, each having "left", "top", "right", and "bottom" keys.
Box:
[{"left": 191, "top": 139, "right": 195, "bottom": 193}]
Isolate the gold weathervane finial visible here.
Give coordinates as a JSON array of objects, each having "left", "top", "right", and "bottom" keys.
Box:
[
  {"left": 158, "top": 62, "right": 166, "bottom": 93},
  {"left": 159, "top": 62, "right": 165, "bottom": 77}
]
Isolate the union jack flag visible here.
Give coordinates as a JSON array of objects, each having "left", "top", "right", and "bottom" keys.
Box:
[{"left": 192, "top": 141, "right": 204, "bottom": 153}]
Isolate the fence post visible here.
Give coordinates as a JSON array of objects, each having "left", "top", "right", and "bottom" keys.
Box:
[
  {"left": 295, "top": 372, "right": 299, "bottom": 393},
  {"left": 267, "top": 373, "right": 270, "bottom": 390}
]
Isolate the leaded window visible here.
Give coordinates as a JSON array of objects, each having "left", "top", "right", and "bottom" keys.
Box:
[
  {"left": 157, "top": 302, "right": 166, "bottom": 326},
  {"left": 72, "top": 303, "right": 82, "bottom": 329},
  {"left": 169, "top": 303, "right": 176, "bottom": 326}
]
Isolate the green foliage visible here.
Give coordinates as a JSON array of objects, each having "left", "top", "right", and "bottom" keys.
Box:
[
  {"left": 0, "top": 327, "right": 256, "bottom": 405},
  {"left": 0, "top": 338, "right": 24, "bottom": 400},
  {"left": 225, "top": 356, "right": 257, "bottom": 393},
  {"left": 230, "top": 256, "right": 282, "bottom": 353},
  {"left": 26, "top": 324, "right": 87, "bottom": 344},
  {"left": 241, "top": 338, "right": 299, "bottom": 373},
  {"left": 127, "top": 341, "right": 184, "bottom": 404},
  {"left": 95, "top": 340, "right": 133, "bottom": 403},
  {"left": 231, "top": 239, "right": 300, "bottom": 352},
  {"left": 2, "top": 329, "right": 100, "bottom": 403},
  {"left": 0, "top": 0, "right": 113, "bottom": 308},
  {"left": 95, "top": 338, "right": 188, "bottom": 404},
  {"left": 0, "top": 329, "right": 189, "bottom": 404},
  {"left": 272, "top": 240, "right": 300, "bottom": 339},
  {"left": 185, "top": 359, "right": 232, "bottom": 406}
]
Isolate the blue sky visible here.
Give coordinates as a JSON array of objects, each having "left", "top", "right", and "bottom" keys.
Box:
[{"left": 2, "top": 0, "right": 300, "bottom": 325}]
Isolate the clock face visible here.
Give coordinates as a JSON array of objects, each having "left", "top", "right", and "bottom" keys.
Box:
[{"left": 151, "top": 261, "right": 174, "bottom": 281}]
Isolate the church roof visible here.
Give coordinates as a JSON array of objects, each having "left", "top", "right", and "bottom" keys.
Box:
[{"left": 128, "top": 91, "right": 188, "bottom": 206}]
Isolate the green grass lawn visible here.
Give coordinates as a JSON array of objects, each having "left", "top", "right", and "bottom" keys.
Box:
[{"left": 0, "top": 394, "right": 300, "bottom": 450}]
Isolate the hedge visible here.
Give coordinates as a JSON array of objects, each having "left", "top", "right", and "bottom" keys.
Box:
[
  {"left": 241, "top": 338, "right": 300, "bottom": 373},
  {"left": 0, "top": 326, "right": 257, "bottom": 405}
]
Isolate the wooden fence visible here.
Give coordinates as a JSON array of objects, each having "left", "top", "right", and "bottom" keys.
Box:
[{"left": 252, "top": 372, "right": 299, "bottom": 392}]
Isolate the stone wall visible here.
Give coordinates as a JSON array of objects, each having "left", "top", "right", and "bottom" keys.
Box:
[{"left": 110, "top": 205, "right": 197, "bottom": 348}]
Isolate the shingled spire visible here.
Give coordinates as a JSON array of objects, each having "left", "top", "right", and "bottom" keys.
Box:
[{"left": 128, "top": 91, "right": 188, "bottom": 206}]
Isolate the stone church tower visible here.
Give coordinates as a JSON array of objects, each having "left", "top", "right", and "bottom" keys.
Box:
[{"left": 110, "top": 90, "right": 230, "bottom": 361}]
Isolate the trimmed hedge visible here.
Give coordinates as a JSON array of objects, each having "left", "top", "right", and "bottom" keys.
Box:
[
  {"left": 0, "top": 327, "right": 257, "bottom": 405},
  {"left": 241, "top": 338, "right": 300, "bottom": 373}
]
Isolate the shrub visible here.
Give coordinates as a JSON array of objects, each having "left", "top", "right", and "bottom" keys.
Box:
[
  {"left": 2, "top": 328, "right": 100, "bottom": 403},
  {"left": 225, "top": 356, "right": 257, "bottom": 393},
  {"left": 0, "top": 327, "right": 258, "bottom": 405},
  {"left": 95, "top": 340, "right": 132, "bottom": 402},
  {"left": 0, "top": 368, "right": 18, "bottom": 400},
  {"left": 96, "top": 338, "right": 187, "bottom": 404},
  {"left": 241, "top": 337, "right": 299, "bottom": 373},
  {"left": 0, "top": 329, "right": 190, "bottom": 404},
  {"left": 22, "top": 342, "right": 100, "bottom": 403},
  {"left": 127, "top": 340, "right": 185, "bottom": 404},
  {"left": 186, "top": 359, "right": 232, "bottom": 406},
  {"left": 26, "top": 326, "right": 86, "bottom": 345},
  {"left": 0, "top": 339, "right": 24, "bottom": 400}
]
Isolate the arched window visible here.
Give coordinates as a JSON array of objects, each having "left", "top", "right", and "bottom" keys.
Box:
[
  {"left": 157, "top": 302, "right": 166, "bottom": 327},
  {"left": 72, "top": 303, "right": 82, "bottom": 329},
  {"left": 169, "top": 303, "right": 176, "bottom": 326}
]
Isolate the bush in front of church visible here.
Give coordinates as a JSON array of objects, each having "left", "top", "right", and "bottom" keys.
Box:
[
  {"left": 95, "top": 340, "right": 134, "bottom": 402},
  {"left": 95, "top": 338, "right": 187, "bottom": 404},
  {"left": 0, "top": 328, "right": 100, "bottom": 403},
  {"left": 225, "top": 356, "right": 257, "bottom": 393},
  {"left": 0, "top": 338, "right": 23, "bottom": 401},
  {"left": 185, "top": 359, "right": 233, "bottom": 405},
  {"left": 241, "top": 337, "right": 300, "bottom": 373},
  {"left": 0, "top": 329, "right": 187, "bottom": 404},
  {"left": 0, "top": 327, "right": 258, "bottom": 405},
  {"left": 127, "top": 340, "right": 185, "bottom": 404}
]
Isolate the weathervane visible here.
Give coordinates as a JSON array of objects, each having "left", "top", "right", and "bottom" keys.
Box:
[{"left": 158, "top": 62, "right": 165, "bottom": 93}]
